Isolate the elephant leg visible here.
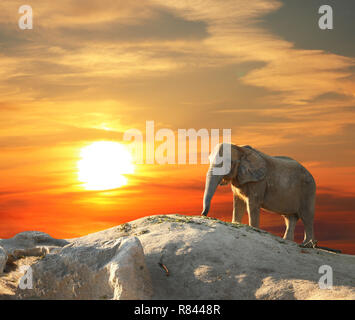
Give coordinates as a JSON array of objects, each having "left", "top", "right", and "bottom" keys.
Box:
[
  {"left": 246, "top": 201, "right": 260, "bottom": 228},
  {"left": 300, "top": 208, "right": 315, "bottom": 246},
  {"left": 282, "top": 214, "right": 298, "bottom": 241},
  {"left": 232, "top": 195, "right": 246, "bottom": 223}
]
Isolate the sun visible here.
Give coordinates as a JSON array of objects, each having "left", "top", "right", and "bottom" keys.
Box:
[{"left": 77, "top": 141, "right": 134, "bottom": 190}]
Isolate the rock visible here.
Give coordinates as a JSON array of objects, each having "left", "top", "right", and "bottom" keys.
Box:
[
  {"left": 2, "top": 214, "right": 355, "bottom": 300},
  {"left": 8, "top": 231, "right": 68, "bottom": 247},
  {"left": 139, "top": 215, "right": 355, "bottom": 300},
  {"left": 63, "top": 214, "right": 355, "bottom": 300},
  {"left": 0, "top": 231, "right": 68, "bottom": 258},
  {"left": 12, "top": 247, "right": 49, "bottom": 259},
  {"left": 0, "top": 246, "right": 7, "bottom": 274},
  {"left": 16, "top": 236, "right": 153, "bottom": 300}
]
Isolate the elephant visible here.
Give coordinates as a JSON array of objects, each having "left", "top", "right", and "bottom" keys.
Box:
[{"left": 201, "top": 143, "right": 317, "bottom": 247}]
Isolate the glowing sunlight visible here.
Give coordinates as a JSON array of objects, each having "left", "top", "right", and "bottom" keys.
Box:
[{"left": 77, "top": 141, "right": 134, "bottom": 190}]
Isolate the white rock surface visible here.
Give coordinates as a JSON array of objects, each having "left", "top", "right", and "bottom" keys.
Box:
[
  {"left": 0, "top": 246, "right": 6, "bottom": 274},
  {"left": 1, "top": 214, "right": 355, "bottom": 300},
  {"left": 16, "top": 236, "right": 153, "bottom": 300},
  {"left": 0, "top": 231, "right": 68, "bottom": 258},
  {"left": 67, "top": 215, "right": 355, "bottom": 300}
]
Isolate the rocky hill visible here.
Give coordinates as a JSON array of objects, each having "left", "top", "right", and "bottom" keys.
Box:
[{"left": 1, "top": 214, "right": 354, "bottom": 299}]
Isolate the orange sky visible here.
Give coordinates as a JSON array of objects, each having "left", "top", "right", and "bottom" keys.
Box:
[{"left": 0, "top": 0, "right": 355, "bottom": 254}]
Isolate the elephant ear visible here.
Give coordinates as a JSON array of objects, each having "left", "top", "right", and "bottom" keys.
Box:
[{"left": 237, "top": 146, "right": 267, "bottom": 185}]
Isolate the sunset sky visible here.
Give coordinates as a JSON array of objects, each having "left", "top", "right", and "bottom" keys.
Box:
[{"left": 0, "top": 1, "right": 355, "bottom": 253}]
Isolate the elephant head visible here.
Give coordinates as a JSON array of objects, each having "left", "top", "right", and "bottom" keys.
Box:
[{"left": 201, "top": 143, "right": 267, "bottom": 216}]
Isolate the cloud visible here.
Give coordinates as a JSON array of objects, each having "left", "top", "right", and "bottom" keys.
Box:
[
  {"left": 316, "top": 192, "right": 355, "bottom": 213},
  {"left": 150, "top": 0, "right": 355, "bottom": 104},
  {"left": 1, "top": 0, "right": 354, "bottom": 157},
  {"left": 1, "top": 0, "right": 354, "bottom": 108},
  {"left": 1, "top": 0, "right": 155, "bottom": 26},
  {"left": 0, "top": 126, "right": 124, "bottom": 150},
  {"left": 0, "top": 199, "right": 27, "bottom": 213},
  {"left": 57, "top": 10, "right": 208, "bottom": 43}
]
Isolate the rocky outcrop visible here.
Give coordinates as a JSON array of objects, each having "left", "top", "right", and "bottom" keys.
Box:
[
  {"left": 125, "top": 215, "right": 355, "bottom": 300},
  {"left": 15, "top": 236, "right": 153, "bottom": 300},
  {"left": 1, "top": 214, "right": 355, "bottom": 300},
  {"left": 0, "top": 231, "right": 68, "bottom": 259}
]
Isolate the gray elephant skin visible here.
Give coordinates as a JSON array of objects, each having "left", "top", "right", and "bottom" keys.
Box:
[{"left": 201, "top": 143, "right": 316, "bottom": 247}]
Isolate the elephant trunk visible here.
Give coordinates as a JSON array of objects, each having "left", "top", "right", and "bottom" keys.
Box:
[{"left": 201, "top": 168, "right": 223, "bottom": 216}]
